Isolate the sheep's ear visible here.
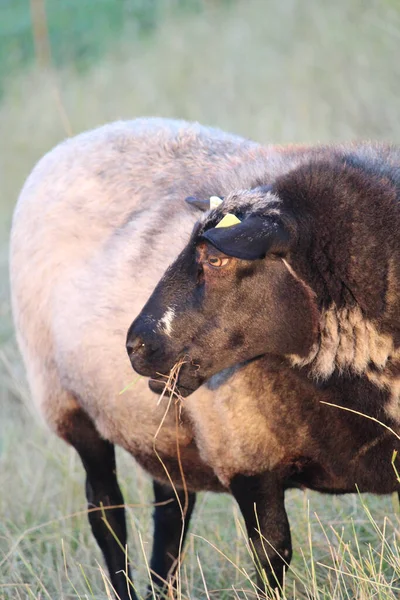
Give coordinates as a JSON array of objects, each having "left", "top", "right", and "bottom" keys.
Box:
[
  {"left": 201, "top": 215, "right": 290, "bottom": 260},
  {"left": 185, "top": 196, "right": 223, "bottom": 212}
]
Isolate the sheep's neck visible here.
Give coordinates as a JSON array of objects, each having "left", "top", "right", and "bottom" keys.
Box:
[{"left": 289, "top": 304, "right": 400, "bottom": 421}]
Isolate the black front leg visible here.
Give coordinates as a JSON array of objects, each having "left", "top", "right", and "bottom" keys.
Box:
[
  {"left": 230, "top": 472, "right": 291, "bottom": 595},
  {"left": 61, "top": 409, "right": 135, "bottom": 600},
  {"left": 149, "top": 480, "right": 196, "bottom": 594}
]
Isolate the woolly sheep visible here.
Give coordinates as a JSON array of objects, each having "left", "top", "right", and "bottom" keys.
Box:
[{"left": 12, "top": 118, "right": 400, "bottom": 598}]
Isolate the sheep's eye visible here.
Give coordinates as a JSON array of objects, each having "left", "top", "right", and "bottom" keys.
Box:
[{"left": 207, "top": 256, "right": 230, "bottom": 268}]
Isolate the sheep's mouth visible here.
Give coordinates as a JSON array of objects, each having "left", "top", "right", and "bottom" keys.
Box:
[
  {"left": 148, "top": 374, "right": 200, "bottom": 398},
  {"left": 148, "top": 378, "right": 166, "bottom": 394},
  {"left": 146, "top": 356, "right": 207, "bottom": 398}
]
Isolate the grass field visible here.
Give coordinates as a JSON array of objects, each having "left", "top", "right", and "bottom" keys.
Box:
[{"left": 1, "top": 0, "right": 400, "bottom": 598}]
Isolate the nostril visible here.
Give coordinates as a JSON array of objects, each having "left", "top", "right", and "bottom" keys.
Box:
[{"left": 126, "top": 336, "right": 145, "bottom": 357}]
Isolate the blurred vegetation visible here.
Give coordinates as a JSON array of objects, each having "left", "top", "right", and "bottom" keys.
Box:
[
  {"left": 2, "top": 0, "right": 400, "bottom": 239},
  {"left": 1, "top": 1, "right": 400, "bottom": 597},
  {"left": 0, "top": 0, "right": 211, "bottom": 89}
]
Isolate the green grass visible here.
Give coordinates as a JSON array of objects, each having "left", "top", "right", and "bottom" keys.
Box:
[
  {"left": 0, "top": 0, "right": 207, "bottom": 93},
  {"left": 2, "top": 0, "right": 400, "bottom": 597}
]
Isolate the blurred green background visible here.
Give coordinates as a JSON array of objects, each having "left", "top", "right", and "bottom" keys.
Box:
[
  {"left": 3, "top": 0, "right": 400, "bottom": 236},
  {"left": 1, "top": 1, "right": 400, "bottom": 598}
]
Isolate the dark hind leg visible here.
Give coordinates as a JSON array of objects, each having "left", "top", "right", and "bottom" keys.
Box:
[
  {"left": 148, "top": 480, "right": 196, "bottom": 595},
  {"left": 60, "top": 408, "right": 136, "bottom": 600}
]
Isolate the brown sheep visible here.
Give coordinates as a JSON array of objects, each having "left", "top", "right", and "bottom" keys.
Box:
[{"left": 13, "top": 118, "right": 398, "bottom": 597}]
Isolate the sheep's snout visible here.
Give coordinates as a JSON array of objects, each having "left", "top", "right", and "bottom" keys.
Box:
[
  {"left": 126, "top": 334, "right": 146, "bottom": 358},
  {"left": 126, "top": 315, "right": 206, "bottom": 397},
  {"left": 126, "top": 316, "right": 172, "bottom": 379}
]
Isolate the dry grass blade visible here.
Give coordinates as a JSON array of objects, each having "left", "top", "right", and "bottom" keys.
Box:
[
  {"left": 154, "top": 356, "right": 188, "bottom": 407},
  {"left": 320, "top": 401, "right": 400, "bottom": 442},
  {"left": 141, "top": 357, "right": 193, "bottom": 597}
]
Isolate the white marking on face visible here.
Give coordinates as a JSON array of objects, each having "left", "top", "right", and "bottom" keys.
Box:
[{"left": 158, "top": 307, "right": 175, "bottom": 337}]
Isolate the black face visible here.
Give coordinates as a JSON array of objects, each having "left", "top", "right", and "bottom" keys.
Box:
[{"left": 127, "top": 210, "right": 319, "bottom": 396}]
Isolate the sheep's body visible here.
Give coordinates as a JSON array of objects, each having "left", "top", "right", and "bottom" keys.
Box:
[
  {"left": 189, "top": 357, "right": 400, "bottom": 492},
  {"left": 13, "top": 119, "right": 399, "bottom": 597}
]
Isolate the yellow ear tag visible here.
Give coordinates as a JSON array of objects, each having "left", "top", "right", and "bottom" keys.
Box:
[
  {"left": 209, "top": 196, "right": 223, "bottom": 209},
  {"left": 215, "top": 213, "right": 242, "bottom": 228}
]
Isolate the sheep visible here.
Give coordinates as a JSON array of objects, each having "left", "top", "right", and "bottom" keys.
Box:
[
  {"left": 127, "top": 141, "right": 400, "bottom": 590},
  {"left": 12, "top": 117, "right": 400, "bottom": 597},
  {"left": 11, "top": 117, "right": 318, "bottom": 599}
]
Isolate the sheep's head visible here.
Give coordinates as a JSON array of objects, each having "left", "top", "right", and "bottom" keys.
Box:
[{"left": 126, "top": 187, "right": 320, "bottom": 396}]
